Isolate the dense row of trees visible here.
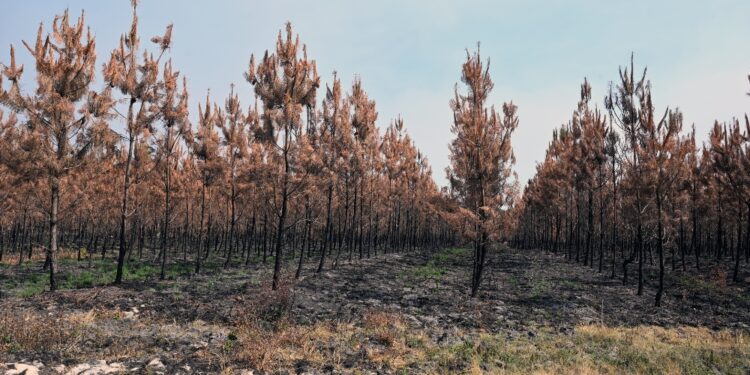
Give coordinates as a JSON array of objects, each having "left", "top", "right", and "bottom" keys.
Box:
[
  {"left": 0, "top": 5, "right": 467, "bottom": 291},
  {"left": 513, "top": 56, "right": 749, "bottom": 306},
  {"left": 5, "top": 6, "right": 744, "bottom": 307}
]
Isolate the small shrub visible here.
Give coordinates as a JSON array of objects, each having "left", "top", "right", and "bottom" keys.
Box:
[
  {"left": 364, "top": 310, "right": 406, "bottom": 347},
  {"left": 709, "top": 266, "right": 728, "bottom": 288},
  {"left": 232, "top": 278, "right": 295, "bottom": 328}
]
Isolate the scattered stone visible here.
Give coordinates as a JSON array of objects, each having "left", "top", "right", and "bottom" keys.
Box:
[
  {"left": 147, "top": 358, "right": 166, "bottom": 371},
  {"left": 402, "top": 314, "right": 420, "bottom": 327},
  {"left": 420, "top": 315, "right": 439, "bottom": 326},
  {"left": 6, "top": 363, "right": 41, "bottom": 375},
  {"left": 64, "top": 360, "right": 124, "bottom": 375},
  {"left": 191, "top": 340, "right": 209, "bottom": 349},
  {"left": 436, "top": 329, "right": 461, "bottom": 346},
  {"left": 65, "top": 363, "right": 91, "bottom": 374},
  {"left": 402, "top": 293, "right": 418, "bottom": 301}
]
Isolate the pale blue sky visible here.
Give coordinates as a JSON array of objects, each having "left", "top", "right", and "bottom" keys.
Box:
[{"left": 2, "top": 1, "right": 749, "bottom": 187}]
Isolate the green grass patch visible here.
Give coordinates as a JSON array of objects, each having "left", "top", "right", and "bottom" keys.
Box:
[
  {"left": 60, "top": 270, "right": 114, "bottom": 289},
  {"left": 166, "top": 262, "right": 193, "bottom": 279},
  {"left": 126, "top": 263, "right": 158, "bottom": 281},
  {"left": 529, "top": 279, "right": 550, "bottom": 298},
  {"left": 505, "top": 274, "right": 520, "bottom": 288},
  {"left": 433, "top": 247, "right": 470, "bottom": 264},
  {"left": 400, "top": 247, "right": 470, "bottom": 281},
  {"left": 246, "top": 254, "right": 276, "bottom": 265},
  {"left": 15, "top": 273, "right": 49, "bottom": 297},
  {"left": 412, "top": 262, "right": 446, "bottom": 279},
  {"left": 399, "top": 258, "right": 448, "bottom": 281},
  {"left": 675, "top": 273, "right": 719, "bottom": 293},
  {"left": 4, "top": 258, "right": 171, "bottom": 297},
  {"left": 557, "top": 279, "right": 579, "bottom": 290}
]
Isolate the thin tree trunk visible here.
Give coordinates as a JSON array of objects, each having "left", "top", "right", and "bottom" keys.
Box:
[{"left": 48, "top": 177, "right": 60, "bottom": 291}]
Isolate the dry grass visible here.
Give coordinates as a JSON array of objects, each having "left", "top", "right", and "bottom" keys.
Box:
[
  {"left": 431, "top": 324, "right": 750, "bottom": 375},
  {"left": 231, "top": 278, "right": 307, "bottom": 371},
  {"left": 2, "top": 298, "right": 747, "bottom": 374},
  {"left": 0, "top": 247, "right": 80, "bottom": 266},
  {"left": 0, "top": 309, "right": 92, "bottom": 356},
  {"left": 568, "top": 324, "right": 749, "bottom": 374},
  {"left": 362, "top": 310, "right": 405, "bottom": 347},
  {"left": 0, "top": 306, "right": 156, "bottom": 362},
  {"left": 234, "top": 318, "right": 326, "bottom": 371},
  {"left": 227, "top": 308, "right": 750, "bottom": 375},
  {"left": 361, "top": 310, "right": 431, "bottom": 369},
  {"left": 709, "top": 265, "right": 728, "bottom": 288},
  {"left": 232, "top": 309, "right": 427, "bottom": 373}
]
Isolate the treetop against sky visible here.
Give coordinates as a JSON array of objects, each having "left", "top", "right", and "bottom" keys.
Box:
[{"left": 2, "top": 1, "right": 748, "bottom": 187}]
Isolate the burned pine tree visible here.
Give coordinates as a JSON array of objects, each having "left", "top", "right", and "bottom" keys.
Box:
[
  {"left": 0, "top": 11, "right": 115, "bottom": 290},
  {"left": 447, "top": 45, "right": 518, "bottom": 297}
]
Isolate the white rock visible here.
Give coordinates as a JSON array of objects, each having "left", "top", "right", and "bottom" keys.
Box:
[
  {"left": 6, "top": 363, "right": 41, "bottom": 375},
  {"left": 191, "top": 340, "right": 209, "bottom": 349},
  {"left": 64, "top": 361, "right": 125, "bottom": 375},
  {"left": 65, "top": 363, "right": 91, "bottom": 374},
  {"left": 101, "top": 361, "right": 125, "bottom": 374}
]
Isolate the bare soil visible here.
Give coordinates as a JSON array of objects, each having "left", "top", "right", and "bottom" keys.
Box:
[{"left": 1, "top": 247, "right": 748, "bottom": 374}]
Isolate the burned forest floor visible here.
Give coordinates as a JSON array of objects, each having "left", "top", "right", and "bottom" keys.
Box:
[{"left": 1, "top": 246, "right": 750, "bottom": 374}]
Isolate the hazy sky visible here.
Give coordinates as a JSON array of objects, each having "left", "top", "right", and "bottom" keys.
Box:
[{"left": 2, "top": 1, "right": 749, "bottom": 187}]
